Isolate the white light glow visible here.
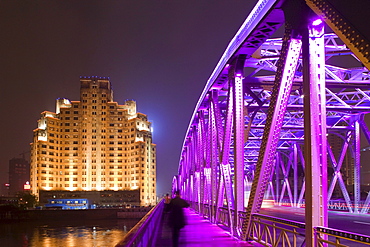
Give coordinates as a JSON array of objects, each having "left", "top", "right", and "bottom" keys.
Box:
[
  {"left": 42, "top": 186, "right": 51, "bottom": 191},
  {"left": 312, "top": 19, "right": 323, "bottom": 26},
  {"left": 135, "top": 136, "right": 144, "bottom": 142},
  {"left": 37, "top": 131, "right": 47, "bottom": 141}
]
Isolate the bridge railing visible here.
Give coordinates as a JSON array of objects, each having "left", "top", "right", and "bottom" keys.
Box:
[
  {"left": 191, "top": 203, "right": 370, "bottom": 246},
  {"left": 247, "top": 213, "right": 306, "bottom": 246},
  {"left": 115, "top": 199, "right": 164, "bottom": 247},
  {"left": 317, "top": 227, "right": 370, "bottom": 246}
]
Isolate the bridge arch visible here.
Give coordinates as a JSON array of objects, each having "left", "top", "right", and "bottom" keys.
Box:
[{"left": 173, "top": 0, "right": 370, "bottom": 243}]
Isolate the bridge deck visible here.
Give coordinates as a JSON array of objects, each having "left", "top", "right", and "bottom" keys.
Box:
[{"left": 155, "top": 208, "right": 256, "bottom": 247}]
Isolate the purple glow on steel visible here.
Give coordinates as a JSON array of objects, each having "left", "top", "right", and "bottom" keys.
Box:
[
  {"left": 182, "top": 0, "right": 278, "bottom": 157},
  {"left": 312, "top": 19, "right": 323, "bottom": 26}
]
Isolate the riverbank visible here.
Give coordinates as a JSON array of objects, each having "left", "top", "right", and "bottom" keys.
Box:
[{"left": 0, "top": 207, "right": 151, "bottom": 223}]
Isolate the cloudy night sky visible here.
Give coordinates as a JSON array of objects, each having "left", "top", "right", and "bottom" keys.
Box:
[{"left": 0, "top": 1, "right": 258, "bottom": 196}]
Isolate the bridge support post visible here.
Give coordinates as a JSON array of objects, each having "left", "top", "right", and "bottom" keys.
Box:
[
  {"left": 302, "top": 17, "right": 328, "bottom": 246},
  {"left": 231, "top": 55, "right": 246, "bottom": 236},
  {"left": 353, "top": 119, "right": 361, "bottom": 214}
]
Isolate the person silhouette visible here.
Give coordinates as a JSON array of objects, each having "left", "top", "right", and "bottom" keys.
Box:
[
  {"left": 168, "top": 190, "right": 189, "bottom": 247},
  {"left": 164, "top": 193, "right": 171, "bottom": 212}
]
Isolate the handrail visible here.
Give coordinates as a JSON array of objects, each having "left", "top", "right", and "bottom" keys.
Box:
[
  {"left": 115, "top": 199, "right": 164, "bottom": 247},
  {"left": 316, "top": 226, "right": 370, "bottom": 246}
]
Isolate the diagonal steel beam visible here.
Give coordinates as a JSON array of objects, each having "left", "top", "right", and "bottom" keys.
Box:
[{"left": 242, "top": 27, "right": 302, "bottom": 240}]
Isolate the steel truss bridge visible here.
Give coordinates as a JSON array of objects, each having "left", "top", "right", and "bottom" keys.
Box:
[{"left": 172, "top": 0, "right": 370, "bottom": 246}]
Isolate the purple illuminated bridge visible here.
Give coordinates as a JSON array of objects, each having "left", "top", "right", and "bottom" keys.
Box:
[{"left": 169, "top": 0, "right": 370, "bottom": 246}]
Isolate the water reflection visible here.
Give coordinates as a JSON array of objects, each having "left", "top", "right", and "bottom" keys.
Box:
[{"left": 0, "top": 219, "right": 139, "bottom": 247}]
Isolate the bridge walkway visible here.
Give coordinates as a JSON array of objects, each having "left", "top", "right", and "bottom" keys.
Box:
[{"left": 155, "top": 208, "right": 256, "bottom": 247}]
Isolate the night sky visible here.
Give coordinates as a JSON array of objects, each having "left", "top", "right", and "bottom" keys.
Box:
[{"left": 0, "top": 1, "right": 258, "bottom": 196}]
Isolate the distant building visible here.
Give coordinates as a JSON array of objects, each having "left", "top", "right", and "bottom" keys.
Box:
[
  {"left": 361, "top": 147, "right": 370, "bottom": 186},
  {"left": 44, "top": 198, "right": 91, "bottom": 210},
  {"left": 40, "top": 190, "right": 140, "bottom": 209},
  {"left": 8, "top": 157, "right": 30, "bottom": 195},
  {"left": 30, "top": 76, "right": 156, "bottom": 206}
]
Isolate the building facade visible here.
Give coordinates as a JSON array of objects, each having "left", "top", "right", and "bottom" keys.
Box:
[
  {"left": 30, "top": 76, "right": 156, "bottom": 206},
  {"left": 9, "top": 157, "right": 30, "bottom": 195}
]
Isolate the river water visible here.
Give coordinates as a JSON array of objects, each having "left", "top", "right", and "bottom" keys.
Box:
[{"left": 0, "top": 218, "right": 139, "bottom": 247}]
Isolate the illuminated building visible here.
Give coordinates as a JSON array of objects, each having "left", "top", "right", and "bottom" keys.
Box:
[{"left": 30, "top": 76, "right": 156, "bottom": 206}]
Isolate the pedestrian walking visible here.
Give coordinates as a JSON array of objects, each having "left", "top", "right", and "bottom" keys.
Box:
[{"left": 168, "top": 190, "right": 189, "bottom": 247}]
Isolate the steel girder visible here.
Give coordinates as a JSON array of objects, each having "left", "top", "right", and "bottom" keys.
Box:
[
  {"left": 175, "top": 0, "right": 370, "bottom": 242},
  {"left": 302, "top": 18, "right": 328, "bottom": 246}
]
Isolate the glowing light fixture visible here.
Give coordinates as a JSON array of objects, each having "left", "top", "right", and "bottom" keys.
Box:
[
  {"left": 312, "top": 18, "right": 323, "bottom": 26},
  {"left": 24, "top": 181, "right": 31, "bottom": 190}
]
